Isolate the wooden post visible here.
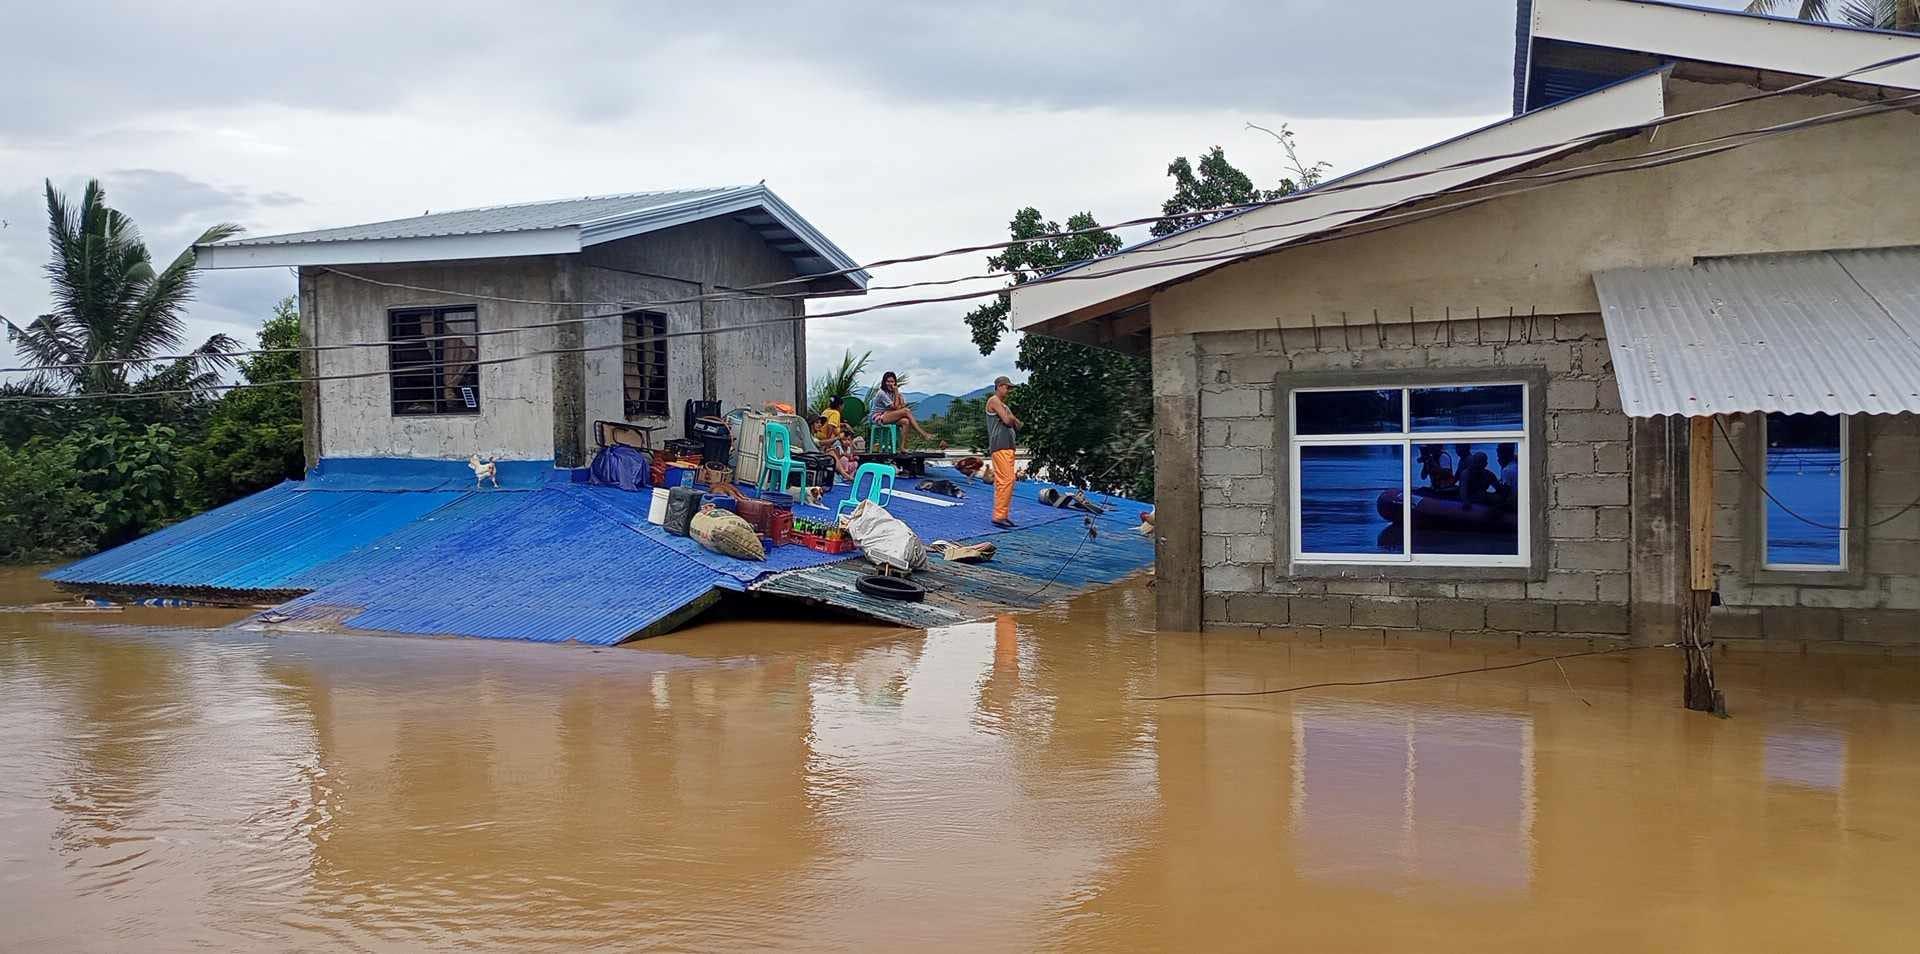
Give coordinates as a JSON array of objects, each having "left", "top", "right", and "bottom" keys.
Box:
[{"left": 1683, "top": 415, "right": 1726, "bottom": 715}]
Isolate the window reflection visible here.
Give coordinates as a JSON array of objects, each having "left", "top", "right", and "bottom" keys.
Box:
[
  {"left": 1764, "top": 413, "right": 1844, "bottom": 568},
  {"left": 1296, "top": 389, "right": 1403, "bottom": 435},
  {"left": 1409, "top": 385, "right": 1525, "bottom": 432},
  {"left": 1407, "top": 442, "right": 1521, "bottom": 556},
  {"left": 1292, "top": 704, "right": 1534, "bottom": 893},
  {"left": 1299, "top": 445, "right": 1403, "bottom": 555}
]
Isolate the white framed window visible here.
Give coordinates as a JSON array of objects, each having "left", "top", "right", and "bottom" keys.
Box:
[
  {"left": 1761, "top": 412, "right": 1847, "bottom": 572},
  {"left": 1289, "top": 383, "right": 1529, "bottom": 567}
]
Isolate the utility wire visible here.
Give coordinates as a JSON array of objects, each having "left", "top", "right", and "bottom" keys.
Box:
[
  {"left": 1713, "top": 416, "right": 1920, "bottom": 531},
  {"left": 7, "top": 88, "right": 1920, "bottom": 400},
  {"left": 1135, "top": 643, "right": 1674, "bottom": 702}
]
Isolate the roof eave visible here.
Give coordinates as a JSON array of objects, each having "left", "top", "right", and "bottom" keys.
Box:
[
  {"left": 194, "top": 226, "right": 583, "bottom": 269},
  {"left": 576, "top": 184, "right": 869, "bottom": 292},
  {"left": 1008, "top": 66, "right": 1671, "bottom": 334}
]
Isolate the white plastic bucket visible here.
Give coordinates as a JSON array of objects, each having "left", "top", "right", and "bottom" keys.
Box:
[{"left": 648, "top": 487, "right": 669, "bottom": 525}]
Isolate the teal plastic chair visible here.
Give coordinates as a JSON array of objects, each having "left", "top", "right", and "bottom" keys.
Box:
[
  {"left": 868, "top": 421, "right": 901, "bottom": 453},
  {"left": 760, "top": 421, "right": 809, "bottom": 494},
  {"left": 837, "top": 462, "right": 897, "bottom": 521}
]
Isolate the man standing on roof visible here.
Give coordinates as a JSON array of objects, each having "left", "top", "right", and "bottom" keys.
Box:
[{"left": 986, "top": 376, "right": 1022, "bottom": 529}]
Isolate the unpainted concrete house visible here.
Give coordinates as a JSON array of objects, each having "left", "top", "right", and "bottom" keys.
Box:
[
  {"left": 196, "top": 184, "right": 867, "bottom": 468},
  {"left": 1012, "top": 0, "right": 1920, "bottom": 649}
]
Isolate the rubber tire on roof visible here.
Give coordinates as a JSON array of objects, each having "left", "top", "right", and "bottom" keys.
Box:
[{"left": 855, "top": 574, "right": 926, "bottom": 602}]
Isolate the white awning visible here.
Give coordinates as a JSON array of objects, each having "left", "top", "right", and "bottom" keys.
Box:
[{"left": 1594, "top": 247, "right": 1920, "bottom": 418}]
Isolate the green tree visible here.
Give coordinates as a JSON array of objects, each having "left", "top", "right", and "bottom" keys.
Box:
[
  {"left": 808, "top": 348, "right": 871, "bottom": 414},
  {"left": 2, "top": 179, "right": 241, "bottom": 397},
  {"left": 1155, "top": 137, "right": 1326, "bottom": 237},
  {"left": 0, "top": 439, "right": 103, "bottom": 563},
  {"left": 185, "top": 296, "right": 305, "bottom": 505},
  {"left": 961, "top": 208, "right": 1149, "bottom": 495},
  {"left": 927, "top": 395, "right": 990, "bottom": 452}
]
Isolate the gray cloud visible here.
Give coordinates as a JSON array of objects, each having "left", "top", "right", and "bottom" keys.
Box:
[{"left": 4, "top": 1, "right": 1525, "bottom": 141}]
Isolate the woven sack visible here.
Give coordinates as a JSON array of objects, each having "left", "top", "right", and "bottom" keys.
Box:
[{"left": 690, "top": 507, "right": 767, "bottom": 561}]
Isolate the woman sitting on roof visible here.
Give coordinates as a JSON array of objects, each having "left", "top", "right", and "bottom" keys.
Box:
[{"left": 869, "top": 371, "right": 937, "bottom": 446}]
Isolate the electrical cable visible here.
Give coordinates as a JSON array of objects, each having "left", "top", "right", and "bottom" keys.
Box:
[
  {"left": 1713, "top": 416, "right": 1920, "bottom": 531},
  {"left": 12, "top": 46, "right": 1906, "bottom": 380},
  {"left": 7, "top": 87, "right": 1920, "bottom": 400},
  {"left": 1135, "top": 643, "right": 1675, "bottom": 702}
]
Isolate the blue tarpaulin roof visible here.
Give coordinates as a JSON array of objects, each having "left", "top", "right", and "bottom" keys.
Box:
[{"left": 46, "top": 458, "right": 1155, "bottom": 646}]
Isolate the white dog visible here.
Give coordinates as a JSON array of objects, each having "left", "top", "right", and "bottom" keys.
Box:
[{"left": 468, "top": 454, "right": 499, "bottom": 489}]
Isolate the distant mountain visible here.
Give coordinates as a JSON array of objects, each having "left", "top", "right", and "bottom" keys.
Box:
[{"left": 912, "top": 385, "right": 995, "bottom": 419}]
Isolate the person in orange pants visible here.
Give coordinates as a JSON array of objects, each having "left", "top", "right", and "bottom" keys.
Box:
[{"left": 984, "top": 376, "right": 1023, "bottom": 529}]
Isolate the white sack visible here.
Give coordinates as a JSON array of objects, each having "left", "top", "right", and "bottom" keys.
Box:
[{"left": 844, "top": 501, "right": 927, "bottom": 573}]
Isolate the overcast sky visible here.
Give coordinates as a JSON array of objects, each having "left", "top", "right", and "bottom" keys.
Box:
[{"left": 0, "top": 0, "right": 1754, "bottom": 396}]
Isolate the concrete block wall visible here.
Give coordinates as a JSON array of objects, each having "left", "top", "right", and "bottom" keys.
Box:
[
  {"left": 306, "top": 258, "right": 563, "bottom": 462},
  {"left": 1710, "top": 412, "right": 1920, "bottom": 647},
  {"left": 1193, "top": 313, "right": 1635, "bottom": 643}
]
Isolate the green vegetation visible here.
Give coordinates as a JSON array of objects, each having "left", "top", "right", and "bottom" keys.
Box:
[
  {"left": 925, "top": 396, "right": 990, "bottom": 453},
  {"left": 962, "top": 143, "right": 1316, "bottom": 498},
  {"left": 0, "top": 180, "right": 303, "bottom": 563}
]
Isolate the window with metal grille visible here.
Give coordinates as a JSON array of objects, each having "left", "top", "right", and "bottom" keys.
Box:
[
  {"left": 388, "top": 306, "right": 480, "bottom": 416},
  {"left": 623, "top": 311, "right": 669, "bottom": 419}
]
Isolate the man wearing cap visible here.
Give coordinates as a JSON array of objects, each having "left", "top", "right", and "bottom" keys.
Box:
[{"left": 985, "top": 375, "right": 1023, "bottom": 529}]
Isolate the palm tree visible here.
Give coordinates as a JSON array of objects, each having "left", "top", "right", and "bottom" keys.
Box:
[
  {"left": 1745, "top": 0, "right": 1831, "bottom": 20},
  {"left": 808, "top": 348, "right": 872, "bottom": 413},
  {"left": 3, "top": 179, "right": 242, "bottom": 396},
  {"left": 1839, "top": 0, "right": 1920, "bottom": 30},
  {"left": 1747, "top": 0, "right": 1919, "bottom": 30}
]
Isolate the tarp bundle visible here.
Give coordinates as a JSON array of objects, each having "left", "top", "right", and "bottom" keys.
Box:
[
  {"left": 844, "top": 501, "right": 927, "bottom": 573},
  {"left": 588, "top": 445, "right": 652, "bottom": 492}
]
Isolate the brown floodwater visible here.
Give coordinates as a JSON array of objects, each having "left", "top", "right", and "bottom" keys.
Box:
[{"left": 4, "top": 566, "right": 1920, "bottom": 952}]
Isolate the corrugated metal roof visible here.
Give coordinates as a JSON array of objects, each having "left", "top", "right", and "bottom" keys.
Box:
[
  {"left": 1594, "top": 247, "right": 1920, "bottom": 417},
  {"left": 45, "top": 483, "right": 462, "bottom": 591},
  {"left": 197, "top": 184, "right": 870, "bottom": 290},
  {"left": 752, "top": 513, "right": 1156, "bottom": 629},
  {"left": 49, "top": 458, "right": 1154, "bottom": 645},
  {"left": 270, "top": 491, "right": 720, "bottom": 645},
  {"left": 213, "top": 188, "right": 746, "bottom": 247}
]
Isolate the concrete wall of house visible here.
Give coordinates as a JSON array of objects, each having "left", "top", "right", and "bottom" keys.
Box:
[
  {"left": 303, "top": 216, "right": 810, "bottom": 465},
  {"left": 1193, "top": 314, "right": 1634, "bottom": 644},
  {"left": 1151, "top": 79, "right": 1920, "bottom": 337},
  {"left": 304, "top": 257, "right": 563, "bottom": 461},
  {"left": 568, "top": 218, "right": 807, "bottom": 457},
  {"left": 1709, "top": 413, "right": 1920, "bottom": 648},
  {"left": 1143, "top": 75, "right": 1920, "bottom": 646}
]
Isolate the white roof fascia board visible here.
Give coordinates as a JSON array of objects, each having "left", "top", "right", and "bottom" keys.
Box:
[
  {"left": 1009, "top": 69, "right": 1669, "bottom": 332},
  {"left": 194, "top": 227, "right": 582, "bottom": 269},
  {"left": 1533, "top": 0, "right": 1920, "bottom": 92},
  {"left": 576, "top": 185, "right": 871, "bottom": 289}
]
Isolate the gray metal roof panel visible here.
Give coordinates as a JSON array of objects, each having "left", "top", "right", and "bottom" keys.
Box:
[
  {"left": 1594, "top": 247, "right": 1920, "bottom": 417},
  {"left": 212, "top": 186, "right": 750, "bottom": 247}
]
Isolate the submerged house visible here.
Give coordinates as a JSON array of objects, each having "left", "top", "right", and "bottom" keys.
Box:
[
  {"left": 1012, "top": 0, "right": 1920, "bottom": 649},
  {"left": 193, "top": 184, "right": 868, "bottom": 465},
  {"left": 47, "top": 185, "right": 1157, "bottom": 642}
]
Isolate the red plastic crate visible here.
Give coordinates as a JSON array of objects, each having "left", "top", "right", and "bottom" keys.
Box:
[{"left": 766, "top": 509, "right": 794, "bottom": 547}]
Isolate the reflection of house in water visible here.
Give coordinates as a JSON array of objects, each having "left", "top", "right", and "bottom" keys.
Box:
[
  {"left": 1291, "top": 703, "right": 1534, "bottom": 893},
  {"left": 276, "top": 643, "right": 827, "bottom": 942},
  {"left": 1765, "top": 725, "right": 1848, "bottom": 793}
]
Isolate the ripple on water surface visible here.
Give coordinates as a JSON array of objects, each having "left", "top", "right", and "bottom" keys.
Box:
[{"left": 3, "top": 570, "right": 1920, "bottom": 952}]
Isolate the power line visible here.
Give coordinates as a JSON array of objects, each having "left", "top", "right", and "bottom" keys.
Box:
[
  {"left": 1713, "top": 416, "right": 1920, "bottom": 532},
  {"left": 164, "top": 51, "right": 1920, "bottom": 306},
  {"left": 7, "top": 86, "right": 1920, "bottom": 400},
  {"left": 1135, "top": 643, "right": 1676, "bottom": 702}
]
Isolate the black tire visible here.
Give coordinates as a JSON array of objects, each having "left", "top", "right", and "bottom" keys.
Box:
[{"left": 855, "top": 574, "right": 926, "bottom": 602}]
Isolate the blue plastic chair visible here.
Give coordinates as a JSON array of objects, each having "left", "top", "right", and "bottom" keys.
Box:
[
  {"left": 868, "top": 421, "right": 901, "bottom": 453},
  {"left": 837, "top": 462, "right": 897, "bottom": 521},
  {"left": 760, "top": 421, "right": 809, "bottom": 494}
]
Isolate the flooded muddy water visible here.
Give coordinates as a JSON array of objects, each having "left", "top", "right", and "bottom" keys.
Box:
[{"left": 3, "top": 566, "right": 1919, "bottom": 952}]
